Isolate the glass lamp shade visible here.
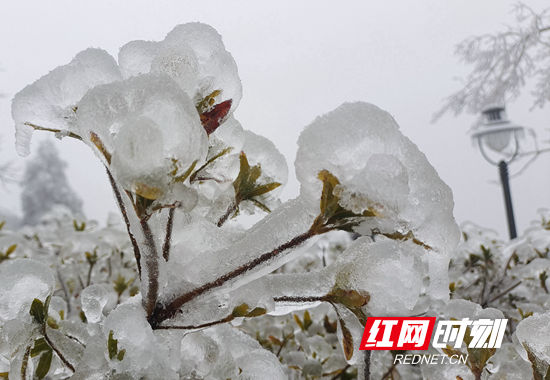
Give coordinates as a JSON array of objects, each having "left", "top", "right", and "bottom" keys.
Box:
[{"left": 482, "top": 129, "right": 513, "bottom": 153}]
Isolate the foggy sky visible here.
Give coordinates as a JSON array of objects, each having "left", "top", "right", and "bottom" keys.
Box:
[{"left": 1, "top": 0, "right": 549, "bottom": 237}]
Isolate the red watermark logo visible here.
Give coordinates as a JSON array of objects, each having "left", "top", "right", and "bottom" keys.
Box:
[
  {"left": 360, "top": 317, "right": 436, "bottom": 350},
  {"left": 360, "top": 317, "right": 508, "bottom": 351}
]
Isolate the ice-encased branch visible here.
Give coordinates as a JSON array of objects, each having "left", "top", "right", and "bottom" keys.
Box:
[
  {"left": 106, "top": 168, "right": 142, "bottom": 276},
  {"left": 152, "top": 228, "right": 316, "bottom": 325}
]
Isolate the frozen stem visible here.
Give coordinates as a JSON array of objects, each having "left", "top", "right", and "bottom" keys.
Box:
[
  {"left": 155, "top": 314, "right": 234, "bottom": 331},
  {"left": 217, "top": 201, "right": 238, "bottom": 227},
  {"left": 152, "top": 229, "right": 317, "bottom": 325},
  {"left": 274, "top": 295, "right": 326, "bottom": 303},
  {"left": 106, "top": 168, "right": 142, "bottom": 277},
  {"left": 24, "top": 122, "right": 82, "bottom": 140},
  {"left": 44, "top": 327, "right": 75, "bottom": 372},
  {"left": 140, "top": 218, "right": 160, "bottom": 319},
  {"left": 162, "top": 207, "right": 176, "bottom": 261}
]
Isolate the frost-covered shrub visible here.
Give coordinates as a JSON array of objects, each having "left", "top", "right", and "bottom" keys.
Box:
[
  {"left": 443, "top": 210, "right": 550, "bottom": 379},
  {"left": 3, "top": 23, "right": 460, "bottom": 379}
]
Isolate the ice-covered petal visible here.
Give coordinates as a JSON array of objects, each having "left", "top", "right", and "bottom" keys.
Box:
[
  {"left": 77, "top": 74, "right": 207, "bottom": 196},
  {"left": 12, "top": 48, "right": 121, "bottom": 156},
  {"left": 242, "top": 130, "right": 288, "bottom": 192},
  {"left": 515, "top": 311, "right": 550, "bottom": 365},
  {"left": 295, "top": 102, "right": 459, "bottom": 253},
  {"left": 334, "top": 238, "right": 425, "bottom": 315},
  {"left": 118, "top": 40, "right": 160, "bottom": 78},
  {"left": 0, "top": 259, "right": 55, "bottom": 321},
  {"left": 118, "top": 22, "right": 242, "bottom": 115}
]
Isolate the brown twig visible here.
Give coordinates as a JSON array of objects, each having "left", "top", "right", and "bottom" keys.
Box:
[
  {"left": 106, "top": 168, "right": 142, "bottom": 277},
  {"left": 381, "top": 360, "right": 397, "bottom": 380},
  {"left": 56, "top": 268, "right": 71, "bottom": 314},
  {"left": 155, "top": 315, "right": 234, "bottom": 331},
  {"left": 484, "top": 281, "right": 522, "bottom": 306},
  {"left": 20, "top": 345, "right": 31, "bottom": 379},
  {"left": 276, "top": 333, "right": 292, "bottom": 357},
  {"left": 152, "top": 229, "right": 316, "bottom": 325},
  {"left": 327, "top": 364, "right": 351, "bottom": 380},
  {"left": 217, "top": 201, "right": 238, "bottom": 227},
  {"left": 274, "top": 295, "right": 326, "bottom": 303},
  {"left": 140, "top": 219, "right": 159, "bottom": 319},
  {"left": 44, "top": 328, "right": 75, "bottom": 372},
  {"left": 24, "top": 122, "right": 82, "bottom": 140},
  {"left": 162, "top": 207, "right": 176, "bottom": 262}
]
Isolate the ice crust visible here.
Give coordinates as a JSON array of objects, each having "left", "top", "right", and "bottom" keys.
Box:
[
  {"left": 296, "top": 102, "right": 460, "bottom": 253},
  {"left": 12, "top": 48, "right": 121, "bottom": 156},
  {"left": 119, "top": 22, "right": 242, "bottom": 115}
]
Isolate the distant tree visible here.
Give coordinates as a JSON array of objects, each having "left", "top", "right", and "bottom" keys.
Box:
[
  {"left": 21, "top": 140, "right": 83, "bottom": 225},
  {"left": 435, "top": 3, "right": 550, "bottom": 120}
]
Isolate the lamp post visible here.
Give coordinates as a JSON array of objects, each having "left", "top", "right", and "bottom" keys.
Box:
[{"left": 471, "top": 106, "right": 525, "bottom": 240}]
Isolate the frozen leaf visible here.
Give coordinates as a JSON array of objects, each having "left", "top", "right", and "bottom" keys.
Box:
[
  {"left": 200, "top": 99, "right": 232, "bottom": 135},
  {"left": 29, "top": 299, "right": 46, "bottom": 325},
  {"left": 34, "top": 347, "right": 52, "bottom": 379},
  {"left": 108, "top": 330, "right": 118, "bottom": 360}
]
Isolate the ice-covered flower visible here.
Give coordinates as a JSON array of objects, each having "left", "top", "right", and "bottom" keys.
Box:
[
  {"left": 11, "top": 23, "right": 242, "bottom": 201},
  {"left": 76, "top": 74, "right": 208, "bottom": 199},
  {"left": 295, "top": 102, "right": 459, "bottom": 253},
  {"left": 12, "top": 48, "right": 122, "bottom": 156},
  {"left": 119, "top": 22, "right": 242, "bottom": 118}
]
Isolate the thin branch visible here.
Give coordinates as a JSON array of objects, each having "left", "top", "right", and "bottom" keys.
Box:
[
  {"left": 363, "top": 351, "right": 371, "bottom": 380},
  {"left": 44, "top": 328, "right": 75, "bottom": 372},
  {"left": 327, "top": 364, "right": 351, "bottom": 380},
  {"left": 274, "top": 295, "right": 326, "bottom": 303},
  {"left": 20, "top": 345, "right": 31, "bottom": 379},
  {"left": 162, "top": 207, "right": 176, "bottom": 262},
  {"left": 106, "top": 168, "right": 142, "bottom": 277},
  {"left": 24, "top": 122, "right": 82, "bottom": 140},
  {"left": 152, "top": 229, "right": 316, "bottom": 325},
  {"left": 56, "top": 268, "right": 71, "bottom": 314},
  {"left": 276, "top": 333, "right": 292, "bottom": 357},
  {"left": 217, "top": 201, "right": 238, "bottom": 227},
  {"left": 155, "top": 315, "right": 234, "bottom": 331},
  {"left": 381, "top": 360, "right": 397, "bottom": 380},
  {"left": 484, "top": 280, "right": 522, "bottom": 306},
  {"left": 86, "top": 261, "right": 95, "bottom": 287},
  {"left": 140, "top": 219, "right": 160, "bottom": 319}
]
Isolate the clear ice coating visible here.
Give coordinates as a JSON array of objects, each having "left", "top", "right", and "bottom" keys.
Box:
[
  {"left": 76, "top": 73, "right": 207, "bottom": 196},
  {"left": 0, "top": 259, "right": 55, "bottom": 321},
  {"left": 516, "top": 311, "right": 550, "bottom": 364},
  {"left": 12, "top": 48, "right": 121, "bottom": 156},
  {"left": 81, "top": 284, "right": 109, "bottom": 323},
  {"left": 295, "top": 102, "right": 460, "bottom": 253},
  {"left": 5, "top": 22, "right": 483, "bottom": 379},
  {"left": 119, "top": 22, "right": 242, "bottom": 115}
]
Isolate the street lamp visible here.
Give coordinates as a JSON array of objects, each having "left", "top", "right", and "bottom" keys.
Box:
[{"left": 471, "top": 106, "right": 525, "bottom": 239}]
